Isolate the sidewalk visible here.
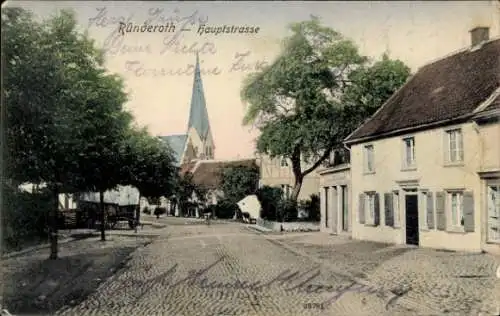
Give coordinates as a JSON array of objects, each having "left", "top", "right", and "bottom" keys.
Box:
[
  {"left": 1, "top": 235, "right": 152, "bottom": 315},
  {"left": 275, "top": 233, "right": 500, "bottom": 315}
]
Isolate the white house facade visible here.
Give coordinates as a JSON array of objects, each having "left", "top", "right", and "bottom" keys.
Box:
[{"left": 344, "top": 29, "right": 499, "bottom": 253}]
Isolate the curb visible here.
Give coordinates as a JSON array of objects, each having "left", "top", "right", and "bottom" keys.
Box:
[{"left": 1, "top": 237, "right": 76, "bottom": 260}]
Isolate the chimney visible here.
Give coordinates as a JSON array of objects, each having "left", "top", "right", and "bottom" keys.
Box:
[{"left": 469, "top": 26, "right": 490, "bottom": 46}]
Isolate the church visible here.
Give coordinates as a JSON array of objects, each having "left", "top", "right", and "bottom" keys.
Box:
[
  {"left": 159, "top": 53, "right": 215, "bottom": 165},
  {"left": 157, "top": 54, "right": 257, "bottom": 217}
]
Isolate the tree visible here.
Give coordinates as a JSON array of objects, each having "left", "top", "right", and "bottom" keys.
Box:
[
  {"left": 220, "top": 165, "right": 259, "bottom": 205},
  {"left": 241, "top": 17, "right": 410, "bottom": 202},
  {"left": 3, "top": 8, "right": 134, "bottom": 255},
  {"left": 173, "top": 172, "right": 206, "bottom": 217},
  {"left": 120, "top": 127, "right": 177, "bottom": 224}
]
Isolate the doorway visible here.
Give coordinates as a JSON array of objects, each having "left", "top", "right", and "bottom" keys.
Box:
[{"left": 405, "top": 194, "right": 419, "bottom": 245}]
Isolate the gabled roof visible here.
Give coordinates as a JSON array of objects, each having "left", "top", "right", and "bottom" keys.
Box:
[
  {"left": 187, "top": 53, "right": 211, "bottom": 140},
  {"left": 181, "top": 159, "right": 257, "bottom": 190},
  {"left": 159, "top": 134, "right": 187, "bottom": 164},
  {"left": 485, "top": 94, "right": 500, "bottom": 111},
  {"left": 345, "top": 38, "right": 500, "bottom": 144}
]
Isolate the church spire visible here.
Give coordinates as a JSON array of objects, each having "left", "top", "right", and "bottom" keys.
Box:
[{"left": 187, "top": 52, "right": 211, "bottom": 140}]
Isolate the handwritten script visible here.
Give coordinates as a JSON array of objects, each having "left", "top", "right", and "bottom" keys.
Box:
[
  {"left": 113, "top": 256, "right": 409, "bottom": 310},
  {"left": 87, "top": 7, "right": 269, "bottom": 76}
]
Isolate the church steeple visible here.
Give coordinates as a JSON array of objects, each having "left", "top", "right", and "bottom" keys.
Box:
[{"left": 187, "top": 53, "right": 211, "bottom": 140}]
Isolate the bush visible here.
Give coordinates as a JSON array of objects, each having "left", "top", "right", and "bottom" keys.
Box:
[
  {"left": 307, "top": 194, "right": 320, "bottom": 221},
  {"left": 256, "top": 185, "right": 283, "bottom": 220},
  {"left": 154, "top": 207, "right": 167, "bottom": 216},
  {"left": 297, "top": 194, "right": 320, "bottom": 222},
  {"left": 2, "top": 185, "right": 53, "bottom": 251},
  {"left": 214, "top": 200, "right": 237, "bottom": 219},
  {"left": 143, "top": 207, "right": 151, "bottom": 215},
  {"left": 279, "top": 198, "right": 298, "bottom": 222}
]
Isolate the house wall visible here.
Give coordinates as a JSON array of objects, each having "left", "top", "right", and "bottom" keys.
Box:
[
  {"left": 350, "top": 122, "right": 485, "bottom": 252},
  {"left": 318, "top": 165, "right": 351, "bottom": 235},
  {"left": 478, "top": 122, "right": 500, "bottom": 172},
  {"left": 258, "top": 155, "right": 320, "bottom": 201}
]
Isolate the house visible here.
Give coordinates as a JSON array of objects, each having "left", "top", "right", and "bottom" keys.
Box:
[
  {"left": 317, "top": 148, "right": 351, "bottom": 235},
  {"left": 257, "top": 154, "right": 320, "bottom": 201},
  {"left": 176, "top": 158, "right": 257, "bottom": 217},
  {"left": 343, "top": 27, "right": 499, "bottom": 253},
  {"left": 159, "top": 53, "right": 215, "bottom": 165}
]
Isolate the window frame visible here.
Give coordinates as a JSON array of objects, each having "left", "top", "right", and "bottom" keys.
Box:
[
  {"left": 363, "top": 144, "right": 375, "bottom": 174},
  {"left": 445, "top": 128, "right": 464, "bottom": 164},
  {"left": 447, "top": 190, "right": 465, "bottom": 231},
  {"left": 364, "top": 191, "right": 376, "bottom": 224},
  {"left": 402, "top": 136, "right": 416, "bottom": 170}
]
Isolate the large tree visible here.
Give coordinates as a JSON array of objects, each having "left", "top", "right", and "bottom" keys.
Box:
[
  {"left": 3, "top": 8, "right": 135, "bottom": 255},
  {"left": 241, "top": 17, "right": 410, "bottom": 202}
]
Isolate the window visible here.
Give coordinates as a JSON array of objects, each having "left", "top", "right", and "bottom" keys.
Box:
[
  {"left": 364, "top": 145, "right": 375, "bottom": 173},
  {"left": 280, "top": 158, "right": 288, "bottom": 167},
  {"left": 403, "top": 137, "right": 416, "bottom": 168},
  {"left": 449, "top": 191, "right": 464, "bottom": 227},
  {"left": 446, "top": 129, "right": 464, "bottom": 163},
  {"left": 393, "top": 191, "right": 400, "bottom": 227},
  {"left": 281, "top": 184, "right": 291, "bottom": 198},
  {"left": 365, "top": 193, "right": 376, "bottom": 224}
]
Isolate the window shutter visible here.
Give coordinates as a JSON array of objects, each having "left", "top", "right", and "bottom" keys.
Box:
[
  {"left": 463, "top": 191, "right": 474, "bottom": 232},
  {"left": 426, "top": 192, "right": 435, "bottom": 229},
  {"left": 384, "top": 193, "right": 394, "bottom": 227},
  {"left": 436, "top": 192, "right": 446, "bottom": 230},
  {"left": 374, "top": 193, "right": 380, "bottom": 226},
  {"left": 358, "top": 194, "right": 365, "bottom": 224}
]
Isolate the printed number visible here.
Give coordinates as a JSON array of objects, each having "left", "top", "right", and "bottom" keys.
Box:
[{"left": 303, "top": 303, "right": 325, "bottom": 310}]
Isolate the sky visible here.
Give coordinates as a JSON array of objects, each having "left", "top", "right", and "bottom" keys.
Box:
[{"left": 6, "top": 1, "right": 500, "bottom": 160}]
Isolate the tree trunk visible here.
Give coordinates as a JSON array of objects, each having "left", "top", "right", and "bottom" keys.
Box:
[
  {"left": 135, "top": 193, "right": 141, "bottom": 233},
  {"left": 290, "top": 176, "right": 303, "bottom": 203},
  {"left": 49, "top": 187, "right": 59, "bottom": 260},
  {"left": 99, "top": 191, "right": 106, "bottom": 241}
]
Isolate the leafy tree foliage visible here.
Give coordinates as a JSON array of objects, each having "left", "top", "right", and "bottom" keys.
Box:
[
  {"left": 241, "top": 17, "right": 410, "bottom": 201},
  {"left": 219, "top": 165, "right": 259, "bottom": 205},
  {"left": 2, "top": 8, "right": 177, "bottom": 256}
]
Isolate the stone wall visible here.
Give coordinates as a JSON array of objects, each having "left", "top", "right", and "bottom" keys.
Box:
[{"left": 256, "top": 219, "right": 320, "bottom": 232}]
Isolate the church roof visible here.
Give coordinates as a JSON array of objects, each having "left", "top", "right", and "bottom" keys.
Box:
[
  {"left": 159, "top": 134, "right": 187, "bottom": 164},
  {"left": 187, "top": 53, "right": 211, "bottom": 139}
]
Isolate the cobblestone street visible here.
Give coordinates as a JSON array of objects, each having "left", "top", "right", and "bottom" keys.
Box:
[{"left": 38, "top": 220, "right": 498, "bottom": 316}]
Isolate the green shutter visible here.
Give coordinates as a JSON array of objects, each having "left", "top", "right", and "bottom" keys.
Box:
[
  {"left": 358, "top": 194, "right": 365, "bottom": 224},
  {"left": 436, "top": 192, "right": 446, "bottom": 230},
  {"left": 374, "top": 193, "right": 380, "bottom": 226},
  {"left": 384, "top": 193, "right": 394, "bottom": 227},
  {"left": 427, "top": 192, "right": 435, "bottom": 229},
  {"left": 463, "top": 191, "right": 474, "bottom": 232}
]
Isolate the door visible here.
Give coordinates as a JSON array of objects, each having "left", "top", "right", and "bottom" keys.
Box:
[
  {"left": 341, "top": 185, "right": 348, "bottom": 231},
  {"left": 487, "top": 185, "right": 500, "bottom": 243},
  {"left": 405, "top": 195, "right": 419, "bottom": 245}
]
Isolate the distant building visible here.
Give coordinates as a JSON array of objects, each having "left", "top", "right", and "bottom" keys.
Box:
[{"left": 257, "top": 154, "right": 320, "bottom": 202}]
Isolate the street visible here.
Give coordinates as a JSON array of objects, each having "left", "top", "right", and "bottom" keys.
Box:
[{"left": 50, "top": 218, "right": 499, "bottom": 316}]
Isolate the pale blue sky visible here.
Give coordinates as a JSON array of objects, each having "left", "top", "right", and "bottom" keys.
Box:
[{"left": 6, "top": 1, "right": 500, "bottom": 159}]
